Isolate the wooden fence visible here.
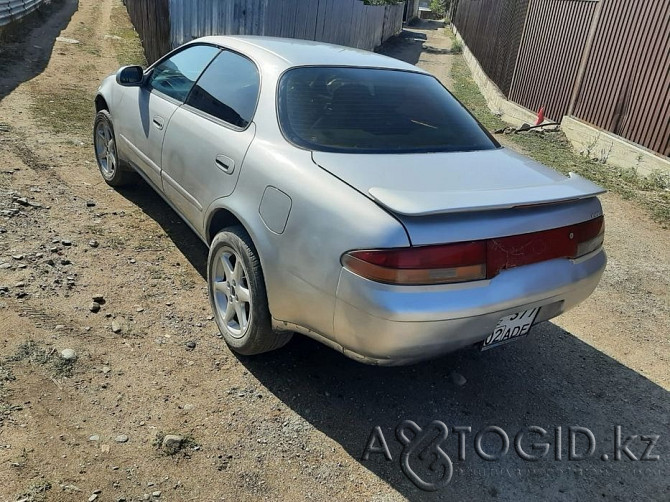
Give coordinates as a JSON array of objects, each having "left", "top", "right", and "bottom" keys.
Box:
[
  {"left": 454, "top": 0, "right": 670, "bottom": 157},
  {"left": 125, "top": 0, "right": 171, "bottom": 64},
  {"left": 125, "top": 0, "right": 405, "bottom": 65},
  {"left": 169, "top": 0, "right": 404, "bottom": 51}
]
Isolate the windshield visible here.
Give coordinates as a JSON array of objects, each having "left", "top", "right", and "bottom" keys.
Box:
[{"left": 278, "top": 67, "right": 498, "bottom": 154}]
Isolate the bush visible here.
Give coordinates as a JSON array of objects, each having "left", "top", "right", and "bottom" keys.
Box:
[{"left": 429, "top": 0, "right": 448, "bottom": 18}]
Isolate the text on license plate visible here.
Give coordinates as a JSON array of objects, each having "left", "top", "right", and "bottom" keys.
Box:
[{"left": 481, "top": 307, "right": 540, "bottom": 350}]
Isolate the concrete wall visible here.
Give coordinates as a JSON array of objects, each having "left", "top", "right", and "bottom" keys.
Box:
[{"left": 562, "top": 117, "right": 670, "bottom": 178}]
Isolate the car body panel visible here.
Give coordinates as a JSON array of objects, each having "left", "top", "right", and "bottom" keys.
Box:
[
  {"left": 334, "top": 249, "right": 606, "bottom": 364},
  {"left": 206, "top": 139, "right": 411, "bottom": 338},
  {"left": 95, "top": 35, "right": 607, "bottom": 364},
  {"left": 393, "top": 197, "right": 603, "bottom": 246},
  {"left": 197, "top": 35, "right": 424, "bottom": 74},
  {"left": 115, "top": 87, "right": 180, "bottom": 187},
  {"left": 161, "top": 105, "right": 256, "bottom": 231},
  {"left": 312, "top": 149, "right": 605, "bottom": 216}
]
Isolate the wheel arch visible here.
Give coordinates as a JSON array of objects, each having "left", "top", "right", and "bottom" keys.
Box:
[
  {"left": 95, "top": 94, "right": 109, "bottom": 113},
  {"left": 207, "top": 205, "right": 282, "bottom": 320},
  {"left": 207, "top": 207, "right": 253, "bottom": 246}
]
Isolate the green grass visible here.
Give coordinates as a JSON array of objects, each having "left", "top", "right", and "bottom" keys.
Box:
[
  {"left": 109, "top": 1, "right": 147, "bottom": 67},
  {"left": 449, "top": 51, "right": 670, "bottom": 226},
  {"left": 30, "top": 87, "right": 94, "bottom": 135}
]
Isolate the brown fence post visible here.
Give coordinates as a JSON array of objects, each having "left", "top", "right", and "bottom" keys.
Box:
[
  {"left": 507, "top": 0, "right": 532, "bottom": 100},
  {"left": 567, "top": 0, "right": 605, "bottom": 117}
]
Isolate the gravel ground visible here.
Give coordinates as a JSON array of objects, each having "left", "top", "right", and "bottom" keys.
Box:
[{"left": 0, "top": 6, "right": 668, "bottom": 502}]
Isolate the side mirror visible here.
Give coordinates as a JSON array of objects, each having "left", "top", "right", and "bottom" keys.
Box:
[{"left": 116, "top": 65, "right": 144, "bottom": 86}]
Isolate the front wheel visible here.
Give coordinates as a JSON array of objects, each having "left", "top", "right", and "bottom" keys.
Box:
[
  {"left": 93, "top": 110, "right": 132, "bottom": 187},
  {"left": 207, "top": 226, "right": 292, "bottom": 355}
]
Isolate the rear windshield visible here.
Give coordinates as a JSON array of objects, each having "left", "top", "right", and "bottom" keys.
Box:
[{"left": 278, "top": 67, "right": 497, "bottom": 154}]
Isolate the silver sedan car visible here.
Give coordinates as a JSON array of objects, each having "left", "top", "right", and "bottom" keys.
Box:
[{"left": 93, "top": 36, "right": 606, "bottom": 365}]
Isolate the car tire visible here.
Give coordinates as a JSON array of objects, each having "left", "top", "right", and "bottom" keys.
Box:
[
  {"left": 93, "top": 110, "right": 132, "bottom": 187},
  {"left": 208, "top": 226, "right": 293, "bottom": 355}
]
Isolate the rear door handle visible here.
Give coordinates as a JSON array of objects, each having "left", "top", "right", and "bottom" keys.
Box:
[
  {"left": 152, "top": 116, "right": 164, "bottom": 130},
  {"left": 215, "top": 155, "right": 235, "bottom": 174}
]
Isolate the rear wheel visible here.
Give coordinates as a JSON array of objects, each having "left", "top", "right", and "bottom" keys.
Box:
[
  {"left": 208, "top": 226, "right": 292, "bottom": 355},
  {"left": 93, "top": 110, "right": 132, "bottom": 187}
]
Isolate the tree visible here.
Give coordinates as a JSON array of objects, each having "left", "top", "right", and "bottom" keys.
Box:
[{"left": 429, "top": 0, "right": 449, "bottom": 18}]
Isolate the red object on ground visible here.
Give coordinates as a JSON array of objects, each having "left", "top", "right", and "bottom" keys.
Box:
[{"left": 535, "top": 106, "right": 545, "bottom": 126}]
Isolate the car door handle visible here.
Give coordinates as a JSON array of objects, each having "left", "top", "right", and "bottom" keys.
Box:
[
  {"left": 152, "top": 116, "right": 164, "bottom": 130},
  {"left": 215, "top": 155, "right": 235, "bottom": 174}
]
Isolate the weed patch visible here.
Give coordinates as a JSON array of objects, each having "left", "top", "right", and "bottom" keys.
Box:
[
  {"left": 109, "top": 2, "right": 147, "bottom": 67},
  {"left": 9, "top": 340, "right": 75, "bottom": 378}
]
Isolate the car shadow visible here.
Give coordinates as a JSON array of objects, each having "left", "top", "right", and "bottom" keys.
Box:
[
  {"left": 118, "top": 179, "right": 668, "bottom": 500},
  {"left": 0, "top": 0, "right": 79, "bottom": 102},
  {"left": 238, "top": 323, "right": 669, "bottom": 500},
  {"left": 116, "top": 177, "right": 208, "bottom": 279}
]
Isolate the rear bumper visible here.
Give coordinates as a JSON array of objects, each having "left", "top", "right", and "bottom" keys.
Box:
[{"left": 333, "top": 249, "right": 606, "bottom": 365}]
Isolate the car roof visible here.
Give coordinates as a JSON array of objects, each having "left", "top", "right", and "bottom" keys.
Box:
[{"left": 195, "top": 35, "right": 426, "bottom": 73}]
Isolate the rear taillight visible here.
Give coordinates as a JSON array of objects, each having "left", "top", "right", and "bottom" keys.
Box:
[
  {"left": 342, "top": 216, "right": 604, "bottom": 285},
  {"left": 574, "top": 216, "right": 605, "bottom": 257},
  {"left": 342, "top": 242, "right": 486, "bottom": 285}
]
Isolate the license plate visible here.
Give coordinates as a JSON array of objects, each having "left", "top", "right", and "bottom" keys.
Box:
[{"left": 481, "top": 307, "right": 540, "bottom": 350}]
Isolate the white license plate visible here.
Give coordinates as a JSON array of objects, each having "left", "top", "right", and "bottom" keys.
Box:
[{"left": 481, "top": 307, "right": 540, "bottom": 350}]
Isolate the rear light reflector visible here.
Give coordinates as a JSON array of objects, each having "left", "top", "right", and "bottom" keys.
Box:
[
  {"left": 342, "top": 242, "right": 486, "bottom": 285},
  {"left": 342, "top": 216, "right": 604, "bottom": 285}
]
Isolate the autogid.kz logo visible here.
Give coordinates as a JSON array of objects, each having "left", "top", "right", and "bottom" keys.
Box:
[{"left": 361, "top": 421, "right": 661, "bottom": 492}]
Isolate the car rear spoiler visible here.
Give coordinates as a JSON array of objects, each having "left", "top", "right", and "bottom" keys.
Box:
[{"left": 368, "top": 173, "right": 606, "bottom": 216}]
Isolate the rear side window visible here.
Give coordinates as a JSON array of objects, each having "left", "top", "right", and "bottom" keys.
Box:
[
  {"left": 186, "top": 50, "right": 260, "bottom": 128},
  {"left": 147, "top": 45, "right": 220, "bottom": 102},
  {"left": 278, "top": 67, "right": 497, "bottom": 153}
]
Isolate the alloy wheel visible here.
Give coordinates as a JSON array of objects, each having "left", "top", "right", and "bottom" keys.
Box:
[
  {"left": 94, "top": 121, "right": 117, "bottom": 179},
  {"left": 211, "top": 246, "right": 252, "bottom": 338}
]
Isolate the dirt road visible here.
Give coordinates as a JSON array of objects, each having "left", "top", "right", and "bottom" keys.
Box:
[{"left": 0, "top": 4, "right": 668, "bottom": 501}]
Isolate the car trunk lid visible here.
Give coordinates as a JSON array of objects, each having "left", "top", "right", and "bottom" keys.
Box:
[{"left": 311, "top": 148, "right": 604, "bottom": 216}]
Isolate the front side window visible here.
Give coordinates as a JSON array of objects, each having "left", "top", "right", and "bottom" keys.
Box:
[
  {"left": 186, "top": 50, "right": 260, "bottom": 128},
  {"left": 147, "top": 45, "right": 220, "bottom": 102},
  {"left": 278, "top": 67, "right": 497, "bottom": 153}
]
